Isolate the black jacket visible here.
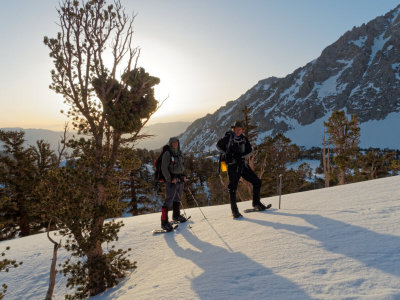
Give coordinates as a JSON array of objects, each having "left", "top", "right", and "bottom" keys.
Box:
[{"left": 216, "top": 131, "right": 252, "bottom": 164}]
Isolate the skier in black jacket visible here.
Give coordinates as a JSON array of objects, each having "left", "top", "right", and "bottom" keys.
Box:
[{"left": 216, "top": 121, "right": 267, "bottom": 218}]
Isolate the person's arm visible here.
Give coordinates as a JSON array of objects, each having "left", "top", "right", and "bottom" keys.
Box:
[
  {"left": 216, "top": 134, "right": 230, "bottom": 153},
  {"left": 161, "top": 151, "right": 172, "bottom": 183}
]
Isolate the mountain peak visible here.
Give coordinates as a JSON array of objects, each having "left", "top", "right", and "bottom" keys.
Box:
[{"left": 180, "top": 5, "right": 400, "bottom": 152}]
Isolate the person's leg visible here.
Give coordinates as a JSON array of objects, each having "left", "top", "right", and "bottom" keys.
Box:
[
  {"left": 161, "top": 182, "right": 176, "bottom": 230},
  {"left": 228, "top": 165, "right": 242, "bottom": 217},
  {"left": 241, "top": 165, "right": 263, "bottom": 208},
  {"left": 172, "top": 182, "right": 186, "bottom": 222}
]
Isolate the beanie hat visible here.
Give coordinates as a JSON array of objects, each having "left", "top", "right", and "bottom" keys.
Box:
[{"left": 232, "top": 121, "right": 243, "bottom": 129}]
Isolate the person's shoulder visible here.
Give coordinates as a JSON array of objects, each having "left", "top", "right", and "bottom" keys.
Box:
[
  {"left": 224, "top": 131, "right": 234, "bottom": 137},
  {"left": 162, "top": 146, "right": 171, "bottom": 156}
]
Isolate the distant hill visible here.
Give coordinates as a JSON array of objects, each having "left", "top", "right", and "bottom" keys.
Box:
[
  {"left": 0, "top": 122, "right": 191, "bottom": 152},
  {"left": 134, "top": 122, "right": 191, "bottom": 150},
  {"left": 0, "top": 128, "right": 72, "bottom": 151}
]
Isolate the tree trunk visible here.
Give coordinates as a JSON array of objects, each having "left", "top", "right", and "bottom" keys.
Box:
[
  {"left": 130, "top": 177, "right": 138, "bottom": 216},
  {"left": 338, "top": 168, "right": 345, "bottom": 185},
  {"left": 18, "top": 197, "right": 30, "bottom": 237},
  {"left": 87, "top": 241, "right": 105, "bottom": 296},
  {"left": 87, "top": 183, "right": 107, "bottom": 296},
  {"left": 370, "top": 166, "right": 377, "bottom": 180},
  {"left": 46, "top": 222, "right": 60, "bottom": 300},
  {"left": 322, "top": 130, "right": 330, "bottom": 187}
]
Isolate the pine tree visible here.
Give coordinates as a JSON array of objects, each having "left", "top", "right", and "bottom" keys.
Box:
[
  {"left": 357, "top": 150, "right": 399, "bottom": 180},
  {"left": 118, "top": 147, "right": 162, "bottom": 215},
  {"left": 43, "top": 0, "right": 160, "bottom": 296},
  {"left": 324, "top": 110, "right": 360, "bottom": 185},
  {"left": 241, "top": 105, "right": 258, "bottom": 145},
  {"left": 255, "top": 133, "right": 299, "bottom": 197},
  {"left": 0, "top": 131, "right": 60, "bottom": 240},
  {"left": 0, "top": 130, "right": 36, "bottom": 238}
]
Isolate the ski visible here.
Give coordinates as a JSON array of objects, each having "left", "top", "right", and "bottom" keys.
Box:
[
  {"left": 152, "top": 224, "right": 178, "bottom": 234},
  {"left": 243, "top": 203, "right": 272, "bottom": 213}
]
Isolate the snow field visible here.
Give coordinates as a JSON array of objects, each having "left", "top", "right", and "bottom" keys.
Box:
[{"left": 1, "top": 176, "right": 400, "bottom": 299}]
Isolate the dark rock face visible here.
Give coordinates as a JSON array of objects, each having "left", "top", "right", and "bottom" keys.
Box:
[{"left": 181, "top": 6, "right": 400, "bottom": 152}]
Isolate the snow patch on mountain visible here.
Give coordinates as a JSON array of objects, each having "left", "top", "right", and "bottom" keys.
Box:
[
  {"left": 368, "top": 31, "right": 390, "bottom": 67},
  {"left": 316, "top": 59, "right": 353, "bottom": 98},
  {"left": 284, "top": 111, "right": 400, "bottom": 148},
  {"left": 280, "top": 69, "right": 307, "bottom": 104},
  {"left": 392, "top": 62, "right": 400, "bottom": 80},
  {"left": 217, "top": 103, "right": 237, "bottom": 122},
  {"left": 348, "top": 36, "right": 367, "bottom": 47},
  {"left": 358, "top": 111, "right": 400, "bottom": 148},
  {"left": 390, "top": 6, "right": 400, "bottom": 23}
]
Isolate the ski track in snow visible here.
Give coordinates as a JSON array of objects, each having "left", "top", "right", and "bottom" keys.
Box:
[{"left": 1, "top": 176, "right": 400, "bottom": 299}]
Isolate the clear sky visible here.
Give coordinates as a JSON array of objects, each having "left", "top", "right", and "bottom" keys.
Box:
[{"left": 1, "top": 0, "right": 399, "bottom": 130}]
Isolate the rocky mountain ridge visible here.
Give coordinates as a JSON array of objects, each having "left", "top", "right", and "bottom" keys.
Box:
[{"left": 180, "top": 5, "right": 400, "bottom": 152}]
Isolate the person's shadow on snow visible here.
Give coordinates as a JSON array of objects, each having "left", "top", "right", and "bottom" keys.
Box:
[
  {"left": 164, "top": 227, "right": 312, "bottom": 300},
  {"left": 244, "top": 212, "right": 400, "bottom": 278}
]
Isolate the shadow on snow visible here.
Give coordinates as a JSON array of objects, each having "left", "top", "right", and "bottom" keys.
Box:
[
  {"left": 245, "top": 211, "right": 400, "bottom": 279},
  {"left": 164, "top": 227, "right": 312, "bottom": 300}
]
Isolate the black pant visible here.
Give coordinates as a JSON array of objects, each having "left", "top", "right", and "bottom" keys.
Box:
[{"left": 228, "top": 163, "right": 261, "bottom": 206}]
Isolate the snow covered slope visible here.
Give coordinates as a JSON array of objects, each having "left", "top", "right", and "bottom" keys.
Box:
[{"left": 1, "top": 176, "right": 400, "bottom": 299}]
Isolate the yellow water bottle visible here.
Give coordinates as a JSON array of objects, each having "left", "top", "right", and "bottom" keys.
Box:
[{"left": 220, "top": 160, "right": 227, "bottom": 172}]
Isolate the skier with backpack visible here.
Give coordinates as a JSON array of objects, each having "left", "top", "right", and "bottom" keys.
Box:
[
  {"left": 155, "top": 137, "right": 187, "bottom": 231},
  {"left": 217, "top": 121, "right": 267, "bottom": 218}
]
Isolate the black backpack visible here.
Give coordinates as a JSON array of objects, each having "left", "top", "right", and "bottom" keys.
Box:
[{"left": 154, "top": 145, "right": 172, "bottom": 185}]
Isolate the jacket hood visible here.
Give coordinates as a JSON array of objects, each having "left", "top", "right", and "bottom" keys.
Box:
[{"left": 168, "top": 137, "right": 180, "bottom": 151}]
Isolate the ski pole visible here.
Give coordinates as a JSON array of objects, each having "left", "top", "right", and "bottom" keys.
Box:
[
  {"left": 186, "top": 187, "right": 208, "bottom": 220},
  {"left": 177, "top": 191, "right": 188, "bottom": 219},
  {"left": 278, "top": 174, "right": 283, "bottom": 209}
]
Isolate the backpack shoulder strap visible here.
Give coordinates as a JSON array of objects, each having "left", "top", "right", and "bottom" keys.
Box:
[{"left": 226, "top": 131, "right": 234, "bottom": 153}]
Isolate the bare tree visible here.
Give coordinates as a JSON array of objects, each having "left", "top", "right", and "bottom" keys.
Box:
[{"left": 45, "top": 219, "right": 61, "bottom": 300}]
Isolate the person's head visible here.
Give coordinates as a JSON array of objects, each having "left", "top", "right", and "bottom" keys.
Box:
[
  {"left": 169, "top": 137, "right": 179, "bottom": 150},
  {"left": 232, "top": 121, "right": 243, "bottom": 136}
]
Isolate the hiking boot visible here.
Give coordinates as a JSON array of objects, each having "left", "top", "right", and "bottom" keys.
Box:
[
  {"left": 161, "top": 206, "right": 173, "bottom": 231},
  {"left": 172, "top": 202, "right": 186, "bottom": 223},
  {"left": 173, "top": 215, "right": 187, "bottom": 223},
  {"left": 232, "top": 210, "right": 243, "bottom": 219},
  {"left": 253, "top": 202, "right": 267, "bottom": 211},
  {"left": 161, "top": 220, "right": 174, "bottom": 232}
]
